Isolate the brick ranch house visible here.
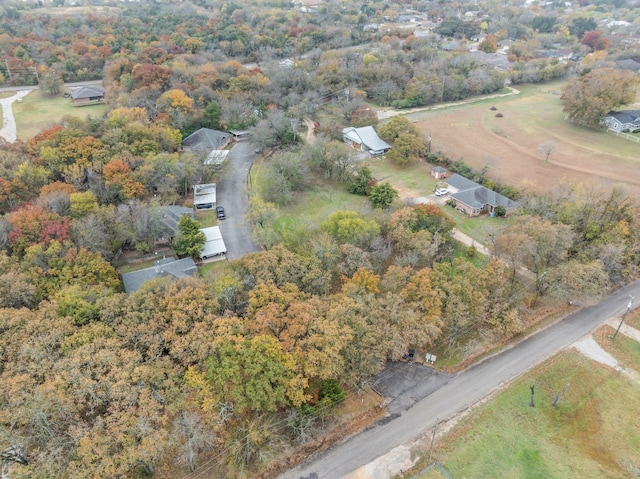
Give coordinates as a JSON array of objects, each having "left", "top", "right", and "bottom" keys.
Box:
[
  {"left": 446, "top": 173, "right": 517, "bottom": 216},
  {"left": 70, "top": 85, "right": 105, "bottom": 105}
]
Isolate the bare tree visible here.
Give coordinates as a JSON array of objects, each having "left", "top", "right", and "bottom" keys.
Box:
[
  {"left": 172, "top": 412, "right": 215, "bottom": 472},
  {"left": 538, "top": 141, "right": 556, "bottom": 162}
]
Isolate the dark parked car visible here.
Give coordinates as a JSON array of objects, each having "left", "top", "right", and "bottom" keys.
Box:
[
  {"left": 403, "top": 349, "right": 416, "bottom": 361},
  {"left": 216, "top": 206, "right": 226, "bottom": 220}
]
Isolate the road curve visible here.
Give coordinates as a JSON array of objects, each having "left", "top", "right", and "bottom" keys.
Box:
[{"left": 278, "top": 280, "right": 640, "bottom": 479}]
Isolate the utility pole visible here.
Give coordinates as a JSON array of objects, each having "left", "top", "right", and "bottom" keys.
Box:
[
  {"left": 428, "top": 417, "right": 439, "bottom": 465},
  {"left": 610, "top": 296, "right": 634, "bottom": 340},
  {"left": 33, "top": 65, "right": 39, "bottom": 84},
  {"left": 529, "top": 385, "right": 535, "bottom": 407},
  {"left": 4, "top": 60, "right": 12, "bottom": 81}
]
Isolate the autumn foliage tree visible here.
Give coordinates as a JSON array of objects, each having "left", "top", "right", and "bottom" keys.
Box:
[
  {"left": 561, "top": 68, "right": 639, "bottom": 128},
  {"left": 478, "top": 34, "right": 498, "bottom": 53},
  {"left": 7, "top": 205, "right": 71, "bottom": 257},
  {"left": 581, "top": 31, "right": 609, "bottom": 52},
  {"left": 173, "top": 214, "right": 206, "bottom": 258}
]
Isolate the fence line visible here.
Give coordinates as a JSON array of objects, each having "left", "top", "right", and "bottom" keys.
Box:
[{"left": 607, "top": 129, "right": 640, "bottom": 143}]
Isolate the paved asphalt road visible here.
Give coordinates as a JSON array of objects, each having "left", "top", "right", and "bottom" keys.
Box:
[
  {"left": 0, "top": 79, "right": 103, "bottom": 93},
  {"left": 279, "top": 280, "right": 640, "bottom": 479},
  {"left": 216, "top": 139, "right": 261, "bottom": 261}
]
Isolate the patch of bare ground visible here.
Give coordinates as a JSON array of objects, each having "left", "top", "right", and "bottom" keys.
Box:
[
  {"left": 414, "top": 93, "right": 640, "bottom": 194},
  {"left": 394, "top": 184, "right": 427, "bottom": 203}
]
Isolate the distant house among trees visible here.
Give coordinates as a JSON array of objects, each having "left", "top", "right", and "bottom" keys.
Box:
[
  {"left": 604, "top": 110, "right": 640, "bottom": 132},
  {"left": 193, "top": 183, "right": 216, "bottom": 210},
  {"left": 121, "top": 257, "right": 198, "bottom": 294},
  {"left": 70, "top": 85, "right": 105, "bottom": 105},
  {"left": 182, "top": 128, "right": 232, "bottom": 151},
  {"left": 342, "top": 126, "right": 391, "bottom": 156},
  {"left": 616, "top": 59, "right": 640, "bottom": 72},
  {"left": 446, "top": 173, "right": 517, "bottom": 216}
]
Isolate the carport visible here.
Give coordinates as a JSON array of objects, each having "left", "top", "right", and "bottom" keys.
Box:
[{"left": 199, "top": 226, "right": 227, "bottom": 260}]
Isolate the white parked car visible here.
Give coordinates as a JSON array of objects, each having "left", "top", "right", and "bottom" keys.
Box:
[{"left": 435, "top": 188, "right": 449, "bottom": 196}]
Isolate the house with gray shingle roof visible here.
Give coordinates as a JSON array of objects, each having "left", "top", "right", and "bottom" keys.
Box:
[
  {"left": 153, "top": 206, "right": 193, "bottom": 244},
  {"left": 604, "top": 110, "right": 640, "bottom": 132},
  {"left": 121, "top": 257, "right": 198, "bottom": 294},
  {"left": 182, "top": 128, "right": 232, "bottom": 151},
  {"left": 71, "top": 85, "right": 105, "bottom": 105},
  {"left": 446, "top": 173, "right": 517, "bottom": 216}
]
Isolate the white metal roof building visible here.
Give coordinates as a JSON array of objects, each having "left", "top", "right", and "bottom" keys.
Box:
[
  {"left": 204, "top": 150, "right": 229, "bottom": 165},
  {"left": 193, "top": 183, "right": 216, "bottom": 210},
  {"left": 199, "top": 226, "right": 227, "bottom": 259},
  {"left": 342, "top": 126, "right": 391, "bottom": 155}
]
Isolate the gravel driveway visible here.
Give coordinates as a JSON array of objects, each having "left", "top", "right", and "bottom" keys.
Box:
[
  {"left": 215, "top": 140, "right": 261, "bottom": 261},
  {"left": 0, "top": 90, "right": 31, "bottom": 142}
]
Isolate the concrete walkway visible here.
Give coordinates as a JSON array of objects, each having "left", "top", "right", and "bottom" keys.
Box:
[
  {"left": 451, "top": 228, "right": 490, "bottom": 255},
  {"left": 605, "top": 317, "right": 640, "bottom": 342},
  {"left": 0, "top": 90, "right": 31, "bottom": 143}
]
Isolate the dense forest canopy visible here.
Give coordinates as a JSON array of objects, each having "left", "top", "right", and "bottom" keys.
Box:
[{"left": 1, "top": 0, "right": 640, "bottom": 477}]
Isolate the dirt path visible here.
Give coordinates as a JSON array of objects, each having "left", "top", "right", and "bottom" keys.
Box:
[
  {"left": 0, "top": 90, "right": 31, "bottom": 142},
  {"left": 376, "top": 87, "right": 520, "bottom": 120},
  {"left": 304, "top": 117, "right": 316, "bottom": 145}
]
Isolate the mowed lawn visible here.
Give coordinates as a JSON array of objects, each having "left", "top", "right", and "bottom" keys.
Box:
[
  {"left": 413, "top": 347, "right": 640, "bottom": 479},
  {"left": 13, "top": 89, "right": 108, "bottom": 141},
  {"left": 407, "top": 81, "right": 640, "bottom": 194}
]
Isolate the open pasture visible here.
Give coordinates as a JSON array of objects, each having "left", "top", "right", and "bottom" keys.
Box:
[
  {"left": 415, "top": 347, "right": 640, "bottom": 479},
  {"left": 410, "top": 82, "right": 640, "bottom": 194},
  {"left": 13, "top": 89, "right": 108, "bottom": 141}
]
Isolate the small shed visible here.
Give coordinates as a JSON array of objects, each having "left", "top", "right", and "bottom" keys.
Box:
[
  {"left": 193, "top": 183, "right": 216, "bottom": 210},
  {"left": 199, "top": 226, "right": 227, "bottom": 260},
  {"left": 431, "top": 166, "right": 447, "bottom": 180}
]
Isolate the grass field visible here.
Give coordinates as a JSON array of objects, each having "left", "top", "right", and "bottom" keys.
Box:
[
  {"left": 13, "top": 89, "right": 108, "bottom": 141},
  {"left": 273, "top": 183, "right": 374, "bottom": 241},
  {"left": 408, "top": 344, "right": 640, "bottom": 479},
  {"left": 407, "top": 80, "right": 640, "bottom": 195}
]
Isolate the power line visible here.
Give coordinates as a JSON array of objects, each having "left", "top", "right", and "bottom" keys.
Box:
[{"left": 178, "top": 398, "right": 343, "bottom": 479}]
